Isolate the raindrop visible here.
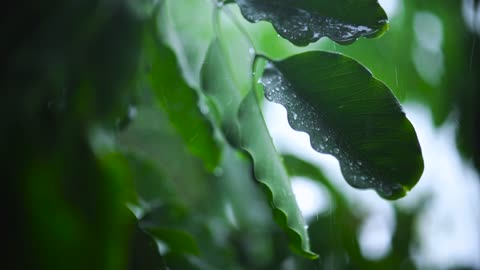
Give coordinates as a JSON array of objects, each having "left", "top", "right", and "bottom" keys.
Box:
[
  {"left": 199, "top": 99, "right": 210, "bottom": 114},
  {"left": 128, "top": 105, "right": 137, "bottom": 119}
]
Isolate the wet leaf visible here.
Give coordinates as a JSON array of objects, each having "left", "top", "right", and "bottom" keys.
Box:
[
  {"left": 233, "top": 0, "right": 388, "bottom": 46},
  {"left": 238, "top": 92, "right": 318, "bottom": 259},
  {"left": 201, "top": 39, "right": 317, "bottom": 259},
  {"left": 259, "top": 51, "right": 424, "bottom": 199}
]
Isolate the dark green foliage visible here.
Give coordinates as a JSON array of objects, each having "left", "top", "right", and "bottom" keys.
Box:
[{"left": 5, "top": 0, "right": 477, "bottom": 269}]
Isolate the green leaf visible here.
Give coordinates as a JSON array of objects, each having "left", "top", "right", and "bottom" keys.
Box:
[
  {"left": 144, "top": 27, "right": 221, "bottom": 172},
  {"left": 128, "top": 222, "right": 167, "bottom": 270},
  {"left": 259, "top": 51, "right": 424, "bottom": 199},
  {"left": 233, "top": 0, "right": 388, "bottom": 46},
  {"left": 238, "top": 92, "right": 318, "bottom": 259},
  {"left": 118, "top": 105, "right": 214, "bottom": 208},
  {"left": 147, "top": 228, "right": 200, "bottom": 255},
  {"left": 139, "top": 203, "right": 200, "bottom": 255},
  {"left": 126, "top": 0, "right": 162, "bottom": 19},
  {"left": 201, "top": 38, "right": 317, "bottom": 259},
  {"left": 125, "top": 154, "right": 177, "bottom": 205},
  {"left": 158, "top": 0, "right": 214, "bottom": 88}
]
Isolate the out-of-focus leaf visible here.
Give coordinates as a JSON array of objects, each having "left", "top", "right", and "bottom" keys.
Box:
[
  {"left": 139, "top": 203, "right": 199, "bottom": 256},
  {"left": 20, "top": 139, "right": 135, "bottom": 270},
  {"left": 282, "top": 154, "right": 343, "bottom": 202},
  {"left": 232, "top": 0, "right": 388, "bottom": 46},
  {"left": 456, "top": 33, "right": 480, "bottom": 173},
  {"left": 143, "top": 26, "right": 221, "bottom": 171},
  {"left": 125, "top": 154, "right": 176, "bottom": 205},
  {"left": 147, "top": 228, "right": 200, "bottom": 255},
  {"left": 128, "top": 222, "right": 167, "bottom": 270},
  {"left": 259, "top": 52, "right": 424, "bottom": 199},
  {"left": 216, "top": 146, "right": 272, "bottom": 230},
  {"left": 1, "top": 1, "right": 144, "bottom": 128},
  {"left": 163, "top": 254, "right": 223, "bottom": 270},
  {"left": 158, "top": 0, "right": 214, "bottom": 87},
  {"left": 126, "top": 0, "right": 163, "bottom": 19},
  {"left": 118, "top": 105, "right": 241, "bottom": 265},
  {"left": 283, "top": 156, "right": 420, "bottom": 269},
  {"left": 201, "top": 38, "right": 317, "bottom": 258},
  {"left": 118, "top": 105, "right": 213, "bottom": 208},
  {"left": 281, "top": 155, "right": 365, "bottom": 268}
]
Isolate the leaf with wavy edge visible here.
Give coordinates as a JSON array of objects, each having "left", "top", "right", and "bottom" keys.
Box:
[
  {"left": 232, "top": 0, "right": 388, "bottom": 46},
  {"left": 201, "top": 39, "right": 317, "bottom": 259},
  {"left": 238, "top": 92, "right": 317, "bottom": 258},
  {"left": 259, "top": 51, "right": 424, "bottom": 199}
]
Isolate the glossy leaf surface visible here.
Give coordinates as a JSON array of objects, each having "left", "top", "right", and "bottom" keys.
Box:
[
  {"left": 260, "top": 51, "right": 424, "bottom": 199},
  {"left": 233, "top": 0, "right": 388, "bottom": 46}
]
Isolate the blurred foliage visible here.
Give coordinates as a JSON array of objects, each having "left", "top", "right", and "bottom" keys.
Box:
[{"left": 3, "top": 0, "right": 479, "bottom": 270}]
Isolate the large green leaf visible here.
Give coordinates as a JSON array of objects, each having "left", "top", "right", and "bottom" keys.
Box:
[
  {"left": 201, "top": 39, "right": 317, "bottom": 258},
  {"left": 231, "top": 0, "right": 388, "bottom": 46},
  {"left": 144, "top": 26, "right": 221, "bottom": 171},
  {"left": 259, "top": 51, "right": 424, "bottom": 199}
]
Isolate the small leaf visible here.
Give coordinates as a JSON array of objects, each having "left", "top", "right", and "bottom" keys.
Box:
[
  {"left": 139, "top": 204, "right": 200, "bottom": 255},
  {"left": 146, "top": 228, "right": 200, "bottom": 255},
  {"left": 259, "top": 51, "right": 424, "bottom": 199},
  {"left": 233, "top": 0, "right": 388, "bottom": 46},
  {"left": 201, "top": 39, "right": 317, "bottom": 259},
  {"left": 129, "top": 222, "right": 167, "bottom": 270}
]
